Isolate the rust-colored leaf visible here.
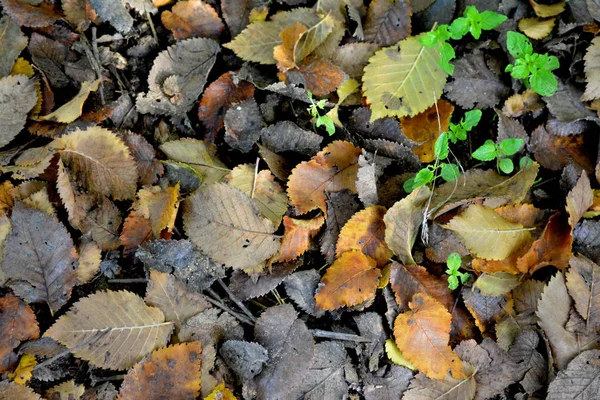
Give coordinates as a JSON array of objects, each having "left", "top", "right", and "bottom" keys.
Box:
[
  {"left": 275, "top": 215, "right": 325, "bottom": 262},
  {"left": 287, "top": 141, "right": 361, "bottom": 214},
  {"left": 0, "top": 0, "right": 60, "bottom": 28},
  {"left": 390, "top": 262, "right": 454, "bottom": 312},
  {"left": 120, "top": 212, "right": 153, "bottom": 255},
  {"left": 274, "top": 22, "right": 307, "bottom": 71},
  {"left": 336, "top": 205, "right": 393, "bottom": 268},
  {"left": 315, "top": 250, "right": 380, "bottom": 311},
  {"left": 394, "top": 293, "right": 465, "bottom": 380},
  {"left": 530, "top": 124, "right": 594, "bottom": 172},
  {"left": 280, "top": 58, "right": 346, "bottom": 96},
  {"left": 161, "top": 0, "right": 224, "bottom": 40},
  {"left": 197, "top": 72, "right": 254, "bottom": 143},
  {"left": 117, "top": 342, "right": 202, "bottom": 400},
  {"left": 400, "top": 100, "right": 454, "bottom": 162},
  {"left": 0, "top": 294, "right": 39, "bottom": 373}
]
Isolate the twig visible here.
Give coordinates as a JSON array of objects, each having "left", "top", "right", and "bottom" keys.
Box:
[
  {"left": 251, "top": 157, "right": 260, "bottom": 199},
  {"left": 108, "top": 278, "right": 148, "bottom": 284},
  {"left": 90, "top": 27, "right": 105, "bottom": 104},
  {"left": 147, "top": 10, "right": 159, "bottom": 45},
  {"left": 205, "top": 289, "right": 254, "bottom": 325},
  {"left": 217, "top": 279, "right": 257, "bottom": 322},
  {"left": 311, "top": 329, "right": 373, "bottom": 343}
]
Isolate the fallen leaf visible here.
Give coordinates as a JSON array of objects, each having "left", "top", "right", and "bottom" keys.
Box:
[
  {"left": 123, "top": 133, "right": 164, "bottom": 186},
  {"left": 403, "top": 364, "right": 476, "bottom": 400},
  {"left": 88, "top": 0, "right": 133, "bottom": 33},
  {"left": 39, "top": 80, "right": 101, "bottom": 123},
  {"left": 425, "top": 222, "right": 469, "bottom": 263},
  {"left": 394, "top": 293, "right": 465, "bottom": 380},
  {"left": 389, "top": 262, "right": 454, "bottom": 312},
  {"left": 276, "top": 215, "right": 324, "bottom": 262},
  {"left": 0, "top": 0, "right": 60, "bottom": 28},
  {"left": 274, "top": 22, "right": 308, "bottom": 70},
  {"left": 0, "top": 15, "right": 28, "bottom": 78},
  {"left": 400, "top": 100, "right": 454, "bottom": 162},
  {"left": 320, "top": 190, "right": 361, "bottom": 263},
  {"left": 530, "top": 125, "right": 595, "bottom": 172},
  {"left": 117, "top": 342, "right": 202, "bottom": 400},
  {"left": 281, "top": 57, "right": 347, "bottom": 96},
  {"left": 161, "top": 0, "right": 224, "bottom": 40},
  {"left": 0, "top": 380, "right": 40, "bottom": 399},
  {"left": 136, "top": 37, "right": 219, "bottom": 117},
  {"left": 519, "top": 17, "right": 555, "bottom": 39},
  {"left": 462, "top": 289, "right": 509, "bottom": 333},
  {"left": 502, "top": 89, "right": 543, "bottom": 118},
  {"left": 45, "top": 290, "right": 173, "bottom": 370},
  {"left": 224, "top": 97, "right": 263, "bottom": 152},
  {"left": 2, "top": 203, "right": 78, "bottom": 313},
  {"left": 287, "top": 141, "right": 361, "bottom": 214},
  {"left": 62, "top": 0, "right": 98, "bottom": 32},
  {"left": 80, "top": 197, "right": 122, "bottom": 251},
  {"left": 0, "top": 75, "right": 37, "bottom": 148},
  {"left": 530, "top": 0, "right": 565, "bottom": 17},
  {"left": 384, "top": 185, "right": 431, "bottom": 265},
  {"left": 135, "top": 184, "right": 180, "bottom": 237},
  {"left": 444, "top": 204, "right": 533, "bottom": 260},
  {"left": 566, "top": 255, "right": 600, "bottom": 329},
  {"left": 566, "top": 171, "right": 594, "bottom": 228},
  {"left": 0, "top": 294, "right": 39, "bottom": 374},
  {"left": 332, "top": 43, "right": 379, "bottom": 79},
  {"left": 160, "top": 138, "right": 229, "bottom": 184},
  {"left": 228, "top": 260, "right": 301, "bottom": 300},
  {"left": 76, "top": 241, "right": 101, "bottom": 284},
  {"left": 336, "top": 206, "right": 393, "bottom": 267},
  {"left": 260, "top": 121, "right": 322, "bottom": 155},
  {"left": 183, "top": 183, "right": 280, "bottom": 270},
  {"left": 546, "top": 349, "right": 600, "bottom": 399},
  {"left": 28, "top": 33, "right": 69, "bottom": 88},
  {"left": 543, "top": 81, "right": 597, "bottom": 122},
  {"left": 573, "top": 219, "right": 600, "bottom": 264},
  {"left": 9, "top": 353, "right": 36, "bottom": 385},
  {"left": 508, "top": 330, "right": 546, "bottom": 394},
  {"left": 204, "top": 383, "right": 237, "bottom": 400},
  {"left": 364, "top": 0, "right": 412, "bottom": 46},
  {"left": 315, "top": 250, "right": 380, "bottom": 311},
  {"left": 582, "top": 37, "right": 600, "bottom": 101},
  {"left": 473, "top": 272, "right": 521, "bottom": 297},
  {"left": 220, "top": 340, "right": 268, "bottom": 380}
]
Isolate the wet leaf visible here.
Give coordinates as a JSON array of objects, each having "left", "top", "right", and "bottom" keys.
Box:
[
  {"left": 0, "top": 75, "right": 36, "bottom": 148},
  {"left": 0, "top": 294, "right": 39, "bottom": 373},
  {"left": 287, "top": 141, "right": 360, "bottom": 214},
  {"left": 161, "top": 0, "right": 224, "bottom": 40},
  {"left": 137, "top": 38, "right": 219, "bottom": 117},
  {"left": 315, "top": 250, "right": 380, "bottom": 311},
  {"left": 364, "top": 0, "right": 412, "bottom": 46},
  {"left": 117, "top": 342, "right": 202, "bottom": 400},
  {"left": 183, "top": 183, "right": 280, "bottom": 270},
  {"left": 394, "top": 293, "right": 465, "bottom": 380},
  {"left": 276, "top": 215, "right": 324, "bottom": 262},
  {"left": 45, "top": 290, "right": 173, "bottom": 370}
]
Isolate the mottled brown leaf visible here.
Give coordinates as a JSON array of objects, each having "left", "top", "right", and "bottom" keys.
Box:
[
  {"left": 364, "top": 0, "right": 412, "bottom": 46},
  {"left": 161, "top": 0, "right": 224, "bottom": 40},
  {"left": 0, "top": 294, "right": 39, "bottom": 373}
]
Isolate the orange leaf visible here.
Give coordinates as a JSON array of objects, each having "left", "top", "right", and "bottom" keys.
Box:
[
  {"left": 197, "top": 72, "right": 254, "bottom": 144},
  {"left": 315, "top": 250, "right": 381, "bottom": 311},
  {"left": 530, "top": 125, "right": 594, "bottom": 172},
  {"left": 117, "top": 342, "right": 202, "bottom": 400},
  {"left": 135, "top": 184, "right": 180, "bottom": 237},
  {"left": 336, "top": 205, "right": 393, "bottom": 267},
  {"left": 120, "top": 212, "right": 153, "bottom": 255},
  {"left": 389, "top": 262, "right": 454, "bottom": 312},
  {"left": 287, "top": 141, "right": 360, "bottom": 214},
  {"left": 275, "top": 215, "right": 324, "bottom": 262},
  {"left": 0, "top": 294, "right": 39, "bottom": 374},
  {"left": 394, "top": 293, "right": 465, "bottom": 380},
  {"left": 274, "top": 22, "right": 307, "bottom": 71},
  {"left": 400, "top": 100, "right": 454, "bottom": 162},
  {"left": 279, "top": 58, "right": 347, "bottom": 96},
  {"left": 161, "top": 0, "right": 224, "bottom": 40}
]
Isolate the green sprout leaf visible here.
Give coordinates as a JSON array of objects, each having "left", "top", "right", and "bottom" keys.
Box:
[
  {"left": 480, "top": 11, "right": 507, "bottom": 30},
  {"left": 472, "top": 140, "right": 498, "bottom": 161},
  {"left": 440, "top": 163, "right": 460, "bottom": 182},
  {"left": 530, "top": 69, "right": 558, "bottom": 97},
  {"left": 499, "top": 138, "right": 524, "bottom": 156},
  {"left": 446, "top": 252, "right": 462, "bottom": 272},
  {"left": 449, "top": 17, "right": 470, "bottom": 39},
  {"left": 316, "top": 115, "right": 336, "bottom": 136},
  {"left": 448, "top": 275, "right": 460, "bottom": 290},
  {"left": 507, "top": 31, "right": 533, "bottom": 58},
  {"left": 413, "top": 168, "right": 435, "bottom": 187},
  {"left": 499, "top": 158, "right": 514, "bottom": 174},
  {"left": 462, "top": 109, "right": 482, "bottom": 131},
  {"left": 446, "top": 252, "right": 468, "bottom": 290},
  {"left": 520, "top": 156, "right": 533, "bottom": 169},
  {"left": 434, "top": 132, "right": 449, "bottom": 159},
  {"left": 403, "top": 177, "right": 416, "bottom": 193}
]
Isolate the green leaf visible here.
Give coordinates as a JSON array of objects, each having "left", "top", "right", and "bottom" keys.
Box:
[
  {"left": 499, "top": 138, "right": 524, "bottom": 156},
  {"left": 464, "top": 6, "right": 480, "bottom": 20},
  {"left": 413, "top": 168, "right": 434, "bottom": 187},
  {"left": 499, "top": 158, "right": 514, "bottom": 174},
  {"left": 462, "top": 109, "right": 482, "bottom": 131},
  {"left": 506, "top": 31, "right": 533, "bottom": 59},
  {"left": 316, "top": 116, "right": 336, "bottom": 135},
  {"left": 530, "top": 69, "right": 557, "bottom": 96},
  {"left": 439, "top": 42, "right": 455, "bottom": 65},
  {"left": 447, "top": 275, "right": 459, "bottom": 290},
  {"left": 447, "top": 252, "right": 462, "bottom": 271},
  {"left": 403, "top": 177, "right": 416, "bottom": 193},
  {"left": 440, "top": 163, "right": 460, "bottom": 182},
  {"left": 520, "top": 156, "right": 533, "bottom": 169},
  {"left": 510, "top": 64, "right": 530, "bottom": 79},
  {"left": 459, "top": 272, "right": 471, "bottom": 284},
  {"left": 449, "top": 17, "right": 469, "bottom": 39},
  {"left": 434, "top": 132, "right": 449, "bottom": 159},
  {"left": 469, "top": 24, "right": 482, "bottom": 40},
  {"left": 419, "top": 32, "right": 438, "bottom": 47},
  {"left": 472, "top": 140, "right": 498, "bottom": 161},
  {"left": 479, "top": 11, "right": 507, "bottom": 30},
  {"left": 363, "top": 34, "right": 449, "bottom": 121}
]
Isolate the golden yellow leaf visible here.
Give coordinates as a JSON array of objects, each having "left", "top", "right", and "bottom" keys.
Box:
[
  {"left": 76, "top": 241, "right": 101, "bottom": 285},
  {"left": 529, "top": 0, "right": 565, "bottom": 17},
  {"left": 135, "top": 184, "right": 180, "bottom": 236},
  {"left": 39, "top": 79, "right": 101, "bottom": 123},
  {"left": 275, "top": 215, "right": 324, "bottom": 262},
  {"left": 204, "top": 383, "right": 237, "bottom": 400},
  {"left": 274, "top": 22, "right": 307, "bottom": 71},
  {"left": 518, "top": 17, "right": 555, "bottom": 40},
  {"left": 7, "top": 354, "right": 36, "bottom": 385},
  {"left": 385, "top": 338, "right": 415, "bottom": 369},
  {"left": 160, "top": 138, "right": 229, "bottom": 184}
]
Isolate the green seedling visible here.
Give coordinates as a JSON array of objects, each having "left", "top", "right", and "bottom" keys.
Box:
[
  {"left": 446, "top": 252, "right": 471, "bottom": 290},
  {"left": 420, "top": 6, "right": 507, "bottom": 74},
  {"left": 472, "top": 137, "right": 525, "bottom": 174},
  {"left": 505, "top": 31, "right": 559, "bottom": 97},
  {"left": 307, "top": 91, "right": 335, "bottom": 136},
  {"left": 404, "top": 110, "right": 482, "bottom": 193}
]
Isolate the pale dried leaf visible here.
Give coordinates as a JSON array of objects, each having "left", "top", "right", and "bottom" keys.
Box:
[
  {"left": 88, "top": 0, "right": 133, "bottom": 33},
  {"left": 0, "top": 75, "right": 36, "bottom": 148},
  {"left": 583, "top": 37, "right": 600, "bottom": 101},
  {"left": 160, "top": 138, "right": 228, "bottom": 184},
  {"left": 547, "top": 350, "right": 600, "bottom": 399},
  {"left": 0, "top": 16, "right": 28, "bottom": 78}
]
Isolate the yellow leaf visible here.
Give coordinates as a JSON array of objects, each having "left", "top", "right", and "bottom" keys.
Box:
[
  {"left": 385, "top": 338, "right": 415, "bottom": 369},
  {"left": 518, "top": 17, "right": 555, "bottom": 40},
  {"left": 160, "top": 138, "right": 229, "bottom": 184},
  {"left": 39, "top": 79, "right": 101, "bottom": 123},
  {"left": 204, "top": 383, "right": 237, "bottom": 400},
  {"left": 135, "top": 184, "right": 180, "bottom": 236},
  {"left": 326, "top": 78, "right": 360, "bottom": 126},
  {"left": 8, "top": 354, "right": 36, "bottom": 385},
  {"left": 530, "top": 0, "right": 565, "bottom": 18}
]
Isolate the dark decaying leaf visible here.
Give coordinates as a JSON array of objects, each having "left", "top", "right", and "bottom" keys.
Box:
[
  {"left": 547, "top": 350, "right": 600, "bottom": 399},
  {"left": 260, "top": 121, "right": 322, "bottom": 155},
  {"left": 298, "top": 341, "right": 349, "bottom": 399},
  {"left": 284, "top": 270, "right": 323, "bottom": 316},
  {"left": 227, "top": 260, "right": 301, "bottom": 300},
  {"left": 573, "top": 219, "right": 600, "bottom": 264},
  {"left": 123, "top": 132, "right": 164, "bottom": 186},
  {"left": 543, "top": 80, "right": 598, "bottom": 122},
  {"left": 445, "top": 51, "right": 508, "bottom": 109},
  {"left": 349, "top": 107, "right": 415, "bottom": 148},
  {"left": 425, "top": 222, "right": 469, "bottom": 263},
  {"left": 363, "top": 0, "right": 412, "bottom": 46},
  {"left": 1, "top": 0, "right": 60, "bottom": 28},
  {"left": 402, "top": 364, "right": 476, "bottom": 400},
  {"left": 546, "top": 119, "right": 592, "bottom": 136},
  {"left": 496, "top": 111, "right": 529, "bottom": 145},
  {"left": 363, "top": 365, "right": 413, "bottom": 400},
  {"left": 88, "top": 0, "right": 133, "bottom": 34},
  {"left": 222, "top": 0, "right": 264, "bottom": 37},
  {"left": 136, "top": 37, "right": 219, "bottom": 117},
  {"left": 28, "top": 33, "right": 69, "bottom": 88},
  {"left": 220, "top": 340, "right": 268, "bottom": 380},
  {"left": 0, "top": 294, "right": 39, "bottom": 373},
  {"left": 462, "top": 289, "right": 508, "bottom": 333},
  {"left": 529, "top": 125, "right": 595, "bottom": 172},
  {"left": 2, "top": 203, "right": 78, "bottom": 313},
  {"left": 224, "top": 97, "right": 263, "bottom": 152},
  {"left": 508, "top": 330, "right": 546, "bottom": 395}
]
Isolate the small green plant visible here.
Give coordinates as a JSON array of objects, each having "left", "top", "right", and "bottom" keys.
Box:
[
  {"left": 446, "top": 252, "right": 471, "bottom": 290},
  {"left": 306, "top": 91, "right": 335, "bottom": 136},
  {"left": 420, "top": 6, "right": 507, "bottom": 74},
  {"left": 472, "top": 137, "right": 525, "bottom": 174},
  {"left": 505, "top": 31, "right": 559, "bottom": 97},
  {"left": 404, "top": 110, "right": 482, "bottom": 193}
]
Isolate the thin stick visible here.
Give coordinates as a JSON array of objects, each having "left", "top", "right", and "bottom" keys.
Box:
[
  {"left": 90, "top": 27, "right": 105, "bottom": 104},
  {"left": 147, "top": 10, "right": 159, "bottom": 45},
  {"left": 108, "top": 278, "right": 148, "bottom": 284},
  {"left": 205, "top": 289, "right": 254, "bottom": 325},
  {"left": 311, "top": 329, "right": 373, "bottom": 343},
  {"left": 251, "top": 157, "right": 260, "bottom": 199},
  {"left": 217, "top": 279, "right": 257, "bottom": 322}
]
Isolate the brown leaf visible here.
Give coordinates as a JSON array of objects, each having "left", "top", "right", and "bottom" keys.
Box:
[
  {"left": 161, "top": 0, "right": 224, "bottom": 40},
  {"left": 123, "top": 133, "right": 164, "bottom": 186},
  {"left": 80, "top": 197, "right": 122, "bottom": 251},
  {"left": 287, "top": 141, "right": 361, "bottom": 214},
  {"left": 400, "top": 100, "right": 453, "bottom": 162},
  {"left": 183, "top": 183, "right": 280, "bottom": 270},
  {"left": 403, "top": 364, "right": 476, "bottom": 400},
  {"left": 280, "top": 58, "right": 347, "bottom": 96},
  {"left": 2, "top": 203, "right": 78, "bottom": 313},
  {"left": 336, "top": 206, "right": 393, "bottom": 267},
  {"left": 566, "top": 171, "right": 594, "bottom": 228},
  {"left": 135, "top": 184, "right": 180, "bottom": 237},
  {"left": 502, "top": 89, "right": 543, "bottom": 118},
  {"left": 62, "top": 0, "right": 98, "bottom": 32},
  {"left": 530, "top": 124, "right": 595, "bottom": 172},
  {"left": 145, "top": 270, "right": 211, "bottom": 331},
  {"left": 28, "top": 32, "right": 69, "bottom": 88},
  {"left": 425, "top": 222, "right": 469, "bottom": 263},
  {"left": 566, "top": 255, "right": 600, "bottom": 329},
  {"left": 0, "top": 381, "right": 41, "bottom": 400},
  {"left": 364, "top": 0, "right": 412, "bottom": 46},
  {"left": 120, "top": 212, "right": 153, "bottom": 255},
  {"left": 0, "top": 0, "right": 60, "bottom": 28},
  {"left": 315, "top": 250, "right": 380, "bottom": 311},
  {"left": 0, "top": 294, "right": 39, "bottom": 373},
  {"left": 274, "top": 22, "right": 307, "bottom": 71},
  {"left": 462, "top": 289, "right": 509, "bottom": 333},
  {"left": 394, "top": 293, "right": 465, "bottom": 380},
  {"left": 390, "top": 262, "right": 454, "bottom": 312},
  {"left": 0, "top": 15, "right": 28, "bottom": 79},
  {"left": 223, "top": 97, "right": 262, "bottom": 152},
  {"left": 197, "top": 72, "right": 254, "bottom": 144},
  {"left": 117, "top": 342, "right": 202, "bottom": 400},
  {"left": 320, "top": 190, "right": 361, "bottom": 263},
  {"left": 53, "top": 127, "right": 138, "bottom": 200},
  {"left": 276, "top": 215, "right": 324, "bottom": 262}
]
